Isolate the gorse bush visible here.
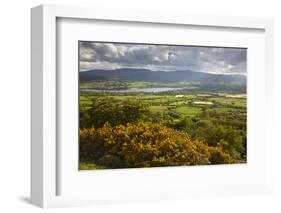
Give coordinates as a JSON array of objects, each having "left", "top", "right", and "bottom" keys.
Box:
[{"left": 80, "top": 122, "right": 233, "bottom": 168}]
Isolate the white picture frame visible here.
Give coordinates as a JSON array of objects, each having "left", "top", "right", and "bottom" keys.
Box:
[{"left": 31, "top": 4, "right": 274, "bottom": 208}]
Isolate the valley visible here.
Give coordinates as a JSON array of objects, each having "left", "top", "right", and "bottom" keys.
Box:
[{"left": 80, "top": 78, "right": 247, "bottom": 169}]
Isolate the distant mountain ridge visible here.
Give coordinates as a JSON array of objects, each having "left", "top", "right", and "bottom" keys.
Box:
[{"left": 80, "top": 68, "right": 246, "bottom": 84}]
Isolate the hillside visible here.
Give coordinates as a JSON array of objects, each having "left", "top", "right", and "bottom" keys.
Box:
[{"left": 80, "top": 68, "right": 246, "bottom": 84}]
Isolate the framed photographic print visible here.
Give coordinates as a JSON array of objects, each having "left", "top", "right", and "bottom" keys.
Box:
[
  {"left": 78, "top": 41, "right": 247, "bottom": 170},
  {"left": 31, "top": 4, "right": 274, "bottom": 208}
]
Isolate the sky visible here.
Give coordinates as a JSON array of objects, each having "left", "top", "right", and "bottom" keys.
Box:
[{"left": 79, "top": 41, "right": 247, "bottom": 75}]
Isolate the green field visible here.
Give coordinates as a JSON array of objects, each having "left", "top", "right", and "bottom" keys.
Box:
[
  {"left": 175, "top": 106, "right": 202, "bottom": 116},
  {"left": 80, "top": 89, "right": 247, "bottom": 120}
]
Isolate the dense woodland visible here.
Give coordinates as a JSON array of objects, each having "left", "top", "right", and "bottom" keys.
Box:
[{"left": 79, "top": 80, "right": 246, "bottom": 170}]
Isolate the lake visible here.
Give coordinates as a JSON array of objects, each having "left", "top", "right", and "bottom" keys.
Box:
[{"left": 82, "top": 87, "right": 183, "bottom": 93}]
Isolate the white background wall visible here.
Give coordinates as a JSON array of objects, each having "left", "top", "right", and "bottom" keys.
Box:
[{"left": 0, "top": 0, "right": 280, "bottom": 212}]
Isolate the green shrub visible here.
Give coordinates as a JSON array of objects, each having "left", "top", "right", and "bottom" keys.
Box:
[
  {"left": 208, "top": 146, "right": 234, "bottom": 164},
  {"left": 97, "top": 155, "right": 124, "bottom": 168},
  {"left": 80, "top": 97, "right": 150, "bottom": 128}
]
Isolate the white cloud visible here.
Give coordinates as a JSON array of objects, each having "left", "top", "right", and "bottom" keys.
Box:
[{"left": 79, "top": 42, "right": 247, "bottom": 74}]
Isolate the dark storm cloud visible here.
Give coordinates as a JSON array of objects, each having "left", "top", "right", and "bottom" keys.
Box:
[{"left": 79, "top": 42, "right": 247, "bottom": 74}]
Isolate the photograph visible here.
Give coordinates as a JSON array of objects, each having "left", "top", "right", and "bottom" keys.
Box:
[{"left": 79, "top": 41, "right": 247, "bottom": 170}]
